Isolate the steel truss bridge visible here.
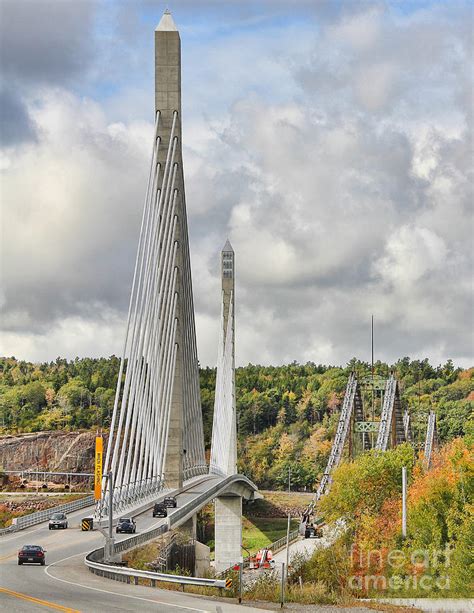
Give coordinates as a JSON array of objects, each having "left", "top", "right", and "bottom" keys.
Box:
[{"left": 304, "top": 372, "right": 439, "bottom": 521}]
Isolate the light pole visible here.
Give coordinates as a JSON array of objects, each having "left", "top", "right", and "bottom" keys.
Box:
[{"left": 104, "top": 471, "right": 115, "bottom": 563}]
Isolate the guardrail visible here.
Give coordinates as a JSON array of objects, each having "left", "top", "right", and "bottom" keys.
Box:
[
  {"left": 4, "top": 470, "right": 93, "bottom": 478},
  {"left": 270, "top": 528, "right": 300, "bottom": 553},
  {"left": 110, "top": 473, "right": 256, "bottom": 555},
  {"left": 114, "top": 522, "right": 168, "bottom": 554},
  {"left": 85, "top": 550, "right": 227, "bottom": 591},
  {"left": 0, "top": 495, "right": 94, "bottom": 536}
]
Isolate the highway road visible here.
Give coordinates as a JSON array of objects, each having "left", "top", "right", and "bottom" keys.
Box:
[{"left": 0, "top": 479, "right": 267, "bottom": 613}]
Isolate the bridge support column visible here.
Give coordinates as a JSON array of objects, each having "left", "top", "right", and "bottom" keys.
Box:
[{"left": 214, "top": 495, "right": 242, "bottom": 572}]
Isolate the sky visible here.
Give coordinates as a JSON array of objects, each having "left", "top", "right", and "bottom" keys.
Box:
[{"left": 0, "top": 0, "right": 472, "bottom": 369}]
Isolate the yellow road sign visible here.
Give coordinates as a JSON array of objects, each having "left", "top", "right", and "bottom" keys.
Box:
[
  {"left": 225, "top": 578, "right": 233, "bottom": 589},
  {"left": 94, "top": 436, "right": 103, "bottom": 500}
]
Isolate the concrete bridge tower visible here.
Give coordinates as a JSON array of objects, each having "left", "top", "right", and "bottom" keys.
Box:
[
  {"left": 155, "top": 10, "right": 206, "bottom": 488},
  {"left": 211, "top": 240, "right": 241, "bottom": 571}
]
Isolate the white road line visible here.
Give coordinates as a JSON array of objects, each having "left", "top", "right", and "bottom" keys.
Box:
[{"left": 44, "top": 551, "right": 212, "bottom": 613}]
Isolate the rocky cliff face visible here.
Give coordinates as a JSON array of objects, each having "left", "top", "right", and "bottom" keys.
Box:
[{"left": 0, "top": 431, "right": 107, "bottom": 473}]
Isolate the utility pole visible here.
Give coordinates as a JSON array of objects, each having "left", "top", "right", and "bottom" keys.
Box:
[
  {"left": 371, "top": 315, "right": 375, "bottom": 420},
  {"left": 371, "top": 315, "right": 375, "bottom": 448},
  {"left": 402, "top": 467, "right": 407, "bottom": 538},
  {"left": 285, "top": 467, "right": 291, "bottom": 592}
]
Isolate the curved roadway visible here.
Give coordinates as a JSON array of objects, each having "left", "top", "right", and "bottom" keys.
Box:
[{"left": 0, "top": 478, "right": 265, "bottom": 613}]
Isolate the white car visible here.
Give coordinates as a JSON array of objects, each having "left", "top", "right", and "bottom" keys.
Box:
[{"left": 49, "top": 513, "right": 68, "bottom": 530}]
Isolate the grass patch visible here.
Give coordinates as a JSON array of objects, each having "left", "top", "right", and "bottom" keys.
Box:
[
  {"left": 123, "top": 540, "right": 163, "bottom": 571},
  {"left": 242, "top": 516, "right": 299, "bottom": 554}
]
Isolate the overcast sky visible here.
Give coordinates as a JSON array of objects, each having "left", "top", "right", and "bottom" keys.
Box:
[{"left": 0, "top": 0, "right": 472, "bottom": 368}]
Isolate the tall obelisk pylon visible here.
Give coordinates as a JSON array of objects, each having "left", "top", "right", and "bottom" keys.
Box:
[
  {"left": 155, "top": 10, "right": 184, "bottom": 488},
  {"left": 222, "top": 240, "right": 237, "bottom": 475}
]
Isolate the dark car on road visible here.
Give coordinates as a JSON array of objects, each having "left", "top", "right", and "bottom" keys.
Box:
[
  {"left": 116, "top": 517, "right": 136, "bottom": 534},
  {"left": 163, "top": 496, "right": 177, "bottom": 508},
  {"left": 18, "top": 545, "right": 47, "bottom": 565},
  {"left": 152, "top": 502, "right": 167, "bottom": 518},
  {"left": 49, "top": 512, "right": 68, "bottom": 530}
]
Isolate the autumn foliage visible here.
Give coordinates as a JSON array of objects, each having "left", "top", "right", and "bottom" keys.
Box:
[{"left": 307, "top": 438, "right": 473, "bottom": 598}]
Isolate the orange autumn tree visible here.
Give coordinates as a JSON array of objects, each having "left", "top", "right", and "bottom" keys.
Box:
[{"left": 315, "top": 437, "right": 473, "bottom": 596}]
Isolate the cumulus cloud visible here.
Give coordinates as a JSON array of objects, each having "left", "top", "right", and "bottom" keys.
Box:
[
  {"left": 0, "top": 1, "right": 472, "bottom": 367},
  {"left": 1, "top": 91, "right": 151, "bottom": 334}
]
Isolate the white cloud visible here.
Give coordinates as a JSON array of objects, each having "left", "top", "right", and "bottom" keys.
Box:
[
  {"left": 1, "top": 2, "right": 472, "bottom": 369},
  {"left": 374, "top": 225, "right": 448, "bottom": 290}
]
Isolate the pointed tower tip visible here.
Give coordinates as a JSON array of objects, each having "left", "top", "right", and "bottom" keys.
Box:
[
  {"left": 156, "top": 9, "right": 178, "bottom": 32},
  {"left": 222, "top": 239, "right": 234, "bottom": 253}
]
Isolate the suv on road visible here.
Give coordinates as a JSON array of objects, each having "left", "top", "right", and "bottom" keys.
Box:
[
  {"left": 153, "top": 502, "right": 167, "bottom": 518},
  {"left": 18, "top": 545, "right": 47, "bottom": 565},
  {"left": 163, "top": 496, "right": 177, "bottom": 508},
  {"left": 116, "top": 517, "right": 136, "bottom": 534},
  {"left": 49, "top": 513, "right": 68, "bottom": 530}
]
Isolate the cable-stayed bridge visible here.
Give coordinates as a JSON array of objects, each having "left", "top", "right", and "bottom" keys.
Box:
[
  {"left": 0, "top": 12, "right": 450, "bottom": 612},
  {"left": 94, "top": 10, "right": 257, "bottom": 572}
]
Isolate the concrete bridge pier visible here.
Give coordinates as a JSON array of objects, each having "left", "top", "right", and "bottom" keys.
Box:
[
  {"left": 214, "top": 495, "right": 242, "bottom": 572},
  {"left": 180, "top": 513, "right": 197, "bottom": 540}
]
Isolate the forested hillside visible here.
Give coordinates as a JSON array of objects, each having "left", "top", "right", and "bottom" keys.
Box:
[
  {"left": 299, "top": 438, "right": 473, "bottom": 599},
  {"left": 0, "top": 356, "right": 472, "bottom": 489}
]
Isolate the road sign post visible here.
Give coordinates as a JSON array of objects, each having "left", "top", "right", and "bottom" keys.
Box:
[{"left": 238, "top": 562, "right": 243, "bottom": 603}]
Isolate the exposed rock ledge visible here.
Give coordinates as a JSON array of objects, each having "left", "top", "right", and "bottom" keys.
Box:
[{"left": 0, "top": 430, "right": 108, "bottom": 473}]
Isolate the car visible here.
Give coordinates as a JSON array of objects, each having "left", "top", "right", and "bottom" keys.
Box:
[
  {"left": 49, "top": 512, "right": 68, "bottom": 530},
  {"left": 18, "top": 545, "right": 47, "bottom": 565},
  {"left": 163, "top": 496, "right": 177, "bottom": 508},
  {"left": 116, "top": 517, "right": 136, "bottom": 534},
  {"left": 152, "top": 502, "right": 167, "bottom": 518}
]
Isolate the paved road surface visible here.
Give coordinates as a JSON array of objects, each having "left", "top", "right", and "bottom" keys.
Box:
[
  {"left": 0, "top": 479, "right": 267, "bottom": 613},
  {"left": 273, "top": 535, "right": 327, "bottom": 568}
]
